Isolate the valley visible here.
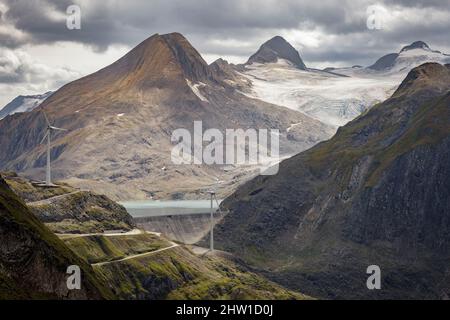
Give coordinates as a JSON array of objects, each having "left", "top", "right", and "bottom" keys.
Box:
[
  {"left": 1, "top": 28, "right": 449, "bottom": 301},
  {"left": 0, "top": 171, "right": 310, "bottom": 299}
]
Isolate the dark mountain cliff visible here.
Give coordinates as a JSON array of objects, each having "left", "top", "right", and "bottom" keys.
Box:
[
  {"left": 246, "top": 36, "right": 307, "bottom": 69},
  {"left": 0, "top": 175, "right": 113, "bottom": 299},
  {"left": 210, "top": 63, "right": 450, "bottom": 299}
]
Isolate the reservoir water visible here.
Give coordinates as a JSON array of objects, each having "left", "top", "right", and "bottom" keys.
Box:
[{"left": 120, "top": 200, "right": 222, "bottom": 218}]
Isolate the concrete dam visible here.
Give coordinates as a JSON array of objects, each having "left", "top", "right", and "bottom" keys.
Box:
[{"left": 122, "top": 200, "right": 225, "bottom": 245}]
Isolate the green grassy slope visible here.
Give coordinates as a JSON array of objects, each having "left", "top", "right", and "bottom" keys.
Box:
[
  {"left": 63, "top": 232, "right": 312, "bottom": 300},
  {"left": 0, "top": 175, "right": 114, "bottom": 299},
  {"left": 94, "top": 247, "right": 313, "bottom": 300},
  {"left": 62, "top": 233, "right": 170, "bottom": 264}
]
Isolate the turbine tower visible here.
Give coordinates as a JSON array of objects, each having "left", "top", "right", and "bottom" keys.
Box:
[
  {"left": 40, "top": 111, "right": 67, "bottom": 186},
  {"left": 208, "top": 178, "right": 222, "bottom": 252},
  {"left": 209, "top": 188, "right": 215, "bottom": 251}
]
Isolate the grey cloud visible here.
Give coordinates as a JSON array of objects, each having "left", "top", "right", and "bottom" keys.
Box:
[
  {"left": 0, "top": 0, "right": 449, "bottom": 67},
  {"left": 0, "top": 0, "right": 375, "bottom": 47},
  {"left": 0, "top": 48, "right": 80, "bottom": 85},
  {"left": 384, "top": 0, "right": 450, "bottom": 8}
]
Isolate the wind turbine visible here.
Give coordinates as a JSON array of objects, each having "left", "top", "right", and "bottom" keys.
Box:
[
  {"left": 40, "top": 110, "right": 67, "bottom": 186},
  {"left": 208, "top": 177, "right": 223, "bottom": 252}
]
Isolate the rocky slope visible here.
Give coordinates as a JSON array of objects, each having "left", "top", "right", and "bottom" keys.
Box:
[
  {"left": 209, "top": 63, "right": 450, "bottom": 299},
  {"left": 0, "top": 33, "right": 332, "bottom": 201},
  {"left": 3, "top": 172, "right": 135, "bottom": 234},
  {"left": 0, "top": 174, "right": 113, "bottom": 299},
  {"left": 29, "top": 191, "right": 135, "bottom": 234}
]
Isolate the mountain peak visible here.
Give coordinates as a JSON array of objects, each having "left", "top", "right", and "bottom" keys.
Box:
[
  {"left": 368, "top": 41, "right": 449, "bottom": 71},
  {"left": 246, "top": 36, "right": 307, "bottom": 69},
  {"left": 0, "top": 91, "right": 53, "bottom": 120},
  {"left": 96, "top": 32, "right": 212, "bottom": 87},
  {"left": 400, "top": 41, "right": 430, "bottom": 53},
  {"left": 393, "top": 62, "right": 450, "bottom": 97},
  {"left": 158, "top": 32, "right": 213, "bottom": 82}
]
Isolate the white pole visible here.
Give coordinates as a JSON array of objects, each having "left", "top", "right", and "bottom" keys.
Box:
[
  {"left": 46, "top": 131, "right": 51, "bottom": 185},
  {"left": 210, "top": 191, "right": 214, "bottom": 251}
]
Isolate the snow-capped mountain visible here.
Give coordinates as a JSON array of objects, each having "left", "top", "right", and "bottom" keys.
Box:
[
  {"left": 241, "top": 59, "right": 397, "bottom": 127},
  {"left": 0, "top": 92, "right": 53, "bottom": 120},
  {"left": 0, "top": 33, "right": 333, "bottom": 201},
  {"left": 239, "top": 39, "right": 449, "bottom": 127},
  {"left": 368, "top": 41, "right": 450, "bottom": 73}
]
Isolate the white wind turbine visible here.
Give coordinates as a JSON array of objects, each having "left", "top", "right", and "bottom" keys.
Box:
[
  {"left": 40, "top": 110, "right": 67, "bottom": 186},
  {"left": 208, "top": 177, "right": 223, "bottom": 252}
]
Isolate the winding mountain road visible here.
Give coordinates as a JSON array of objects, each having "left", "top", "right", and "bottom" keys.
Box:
[
  {"left": 57, "top": 228, "right": 179, "bottom": 266},
  {"left": 91, "top": 243, "right": 179, "bottom": 267}
]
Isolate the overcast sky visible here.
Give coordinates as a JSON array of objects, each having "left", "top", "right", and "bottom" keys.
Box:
[{"left": 0, "top": 0, "right": 449, "bottom": 107}]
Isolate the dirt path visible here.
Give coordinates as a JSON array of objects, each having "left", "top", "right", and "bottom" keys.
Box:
[
  {"left": 56, "top": 229, "right": 161, "bottom": 240},
  {"left": 91, "top": 243, "right": 179, "bottom": 267},
  {"left": 56, "top": 229, "right": 177, "bottom": 266}
]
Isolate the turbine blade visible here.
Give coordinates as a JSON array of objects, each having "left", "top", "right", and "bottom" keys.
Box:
[
  {"left": 40, "top": 130, "right": 49, "bottom": 144},
  {"left": 49, "top": 126, "right": 68, "bottom": 131},
  {"left": 42, "top": 110, "right": 50, "bottom": 125}
]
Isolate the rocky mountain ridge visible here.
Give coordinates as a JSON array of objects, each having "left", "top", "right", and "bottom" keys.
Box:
[
  {"left": 209, "top": 63, "right": 450, "bottom": 299},
  {"left": 368, "top": 41, "right": 450, "bottom": 71},
  {"left": 0, "top": 33, "right": 333, "bottom": 201},
  {"left": 246, "top": 36, "right": 307, "bottom": 69},
  {"left": 0, "top": 91, "right": 53, "bottom": 120}
]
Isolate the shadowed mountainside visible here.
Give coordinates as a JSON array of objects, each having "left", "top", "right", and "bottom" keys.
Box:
[
  {"left": 209, "top": 63, "right": 450, "bottom": 299},
  {"left": 246, "top": 36, "right": 307, "bottom": 69},
  {"left": 0, "top": 174, "right": 113, "bottom": 299}
]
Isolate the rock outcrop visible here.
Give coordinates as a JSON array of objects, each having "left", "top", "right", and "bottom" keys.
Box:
[
  {"left": 3, "top": 173, "right": 135, "bottom": 234},
  {"left": 246, "top": 36, "right": 307, "bottom": 69}
]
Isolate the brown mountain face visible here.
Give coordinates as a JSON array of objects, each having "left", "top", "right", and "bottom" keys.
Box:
[
  {"left": 209, "top": 63, "right": 450, "bottom": 299},
  {"left": 0, "top": 33, "right": 333, "bottom": 200}
]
